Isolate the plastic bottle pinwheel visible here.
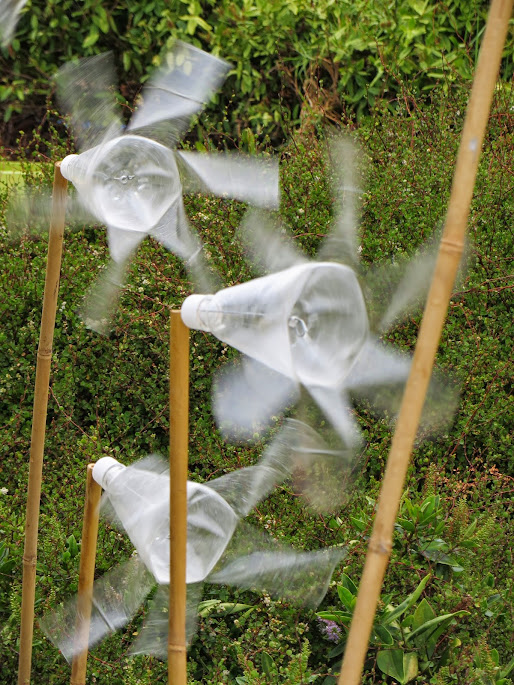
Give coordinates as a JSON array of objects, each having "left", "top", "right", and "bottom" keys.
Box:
[
  {"left": 0, "top": 0, "right": 27, "bottom": 46},
  {"left": 40, "top": 421, "right": 345, "bottom": 661},
  {"left": 54, "top": 41, "right": 279, "bottom": 331},
  {"left": 181, "top": 137, "right": 456, "bottom": 449}
]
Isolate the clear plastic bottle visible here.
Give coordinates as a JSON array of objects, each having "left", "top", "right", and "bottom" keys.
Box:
[
  {"left": 181, "top": 261, "right": 369, "bottom": 388},
  {"left": 60, "top": 134, "right": 180, "bottom": 233},
  {"left": 92, "top": 456, "right": 239, "bottom": 585}
]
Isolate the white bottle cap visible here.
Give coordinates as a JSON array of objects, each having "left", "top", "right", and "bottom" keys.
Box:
[
  {"left": 181, "top": 294, "right": 209, "bottom": 331},
  {"left": 60, "top": 154, "right": 79, "bottom": 181},
  {"left": 92, "top": 456, "right": 124, "bottom": 489}
]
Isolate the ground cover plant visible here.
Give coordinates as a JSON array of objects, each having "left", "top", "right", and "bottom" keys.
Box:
[{"left": 1, "top": 51, "right": 513, "bottom": 685}]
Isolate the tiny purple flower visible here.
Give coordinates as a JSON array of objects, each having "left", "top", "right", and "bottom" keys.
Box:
[{"left": 317, "top": 617, "right": 342, "bottom": 643}]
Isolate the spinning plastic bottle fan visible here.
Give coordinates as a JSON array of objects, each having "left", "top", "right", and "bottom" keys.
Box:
[
  {"left": 182, "top": 137, "right": 456, "bottom": 452},
  {"left": 53, "top": 41, "right": 279, "bottom": 331},
  {"left": 40, "top": 421, "right": 345, "bottom": 661}
]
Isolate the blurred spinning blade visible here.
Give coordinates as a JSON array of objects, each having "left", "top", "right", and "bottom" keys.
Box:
[
  {"left": 54, "top": 51, "right": 124, "bottom": 151},
  {"left": 8, "top": 40, "right": 280, "bottom": 333},
  {"left": 39, "top": 555, "right": 154, "bottom": 662},
  {"left": 40, "top": 427, "right": 346, "bottom": 660},
  {"left": 210, "top": 522, "right": 345, "bottom": 609},
  {"left": 195, "top": 134, "right": 458, "bottom": 456},
  {"left": 0, "top": 0, "right": 28, "bottom": 47}
]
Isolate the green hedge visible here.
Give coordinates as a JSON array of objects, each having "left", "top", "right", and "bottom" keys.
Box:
[{"left": 1, "top": 0, "right": 513, "bottom": 146}]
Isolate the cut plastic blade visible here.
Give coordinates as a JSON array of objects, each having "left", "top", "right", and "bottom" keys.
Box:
[
  {"left": 107, "top": 224, "right": 147, "bottom": 265},
  {"left": 129, "top": 583, "right": 203, "bottom": 659},
  {"left": 318, "top": 135, "right": 363, "bottom": 267},
  {"left": 39, "top": 555, "right": 154, "bottom": 662},
  {"left": 307, "top": 385, "right": 363, "bottom": 449},
  {"left": 345, "top": 339, "right": 412, "bottom": 425},
  {"left": 209, "top": 523, "right": 345, "bottom": 609},
  {"left": 176, "top": 151, "right": 280, "bottom": 209},
  {"left": 346, "top": 338, "right": 412, "bottom": 393},
  {"left": 347, "top": 339, "right": 459, "bottom": 434},
  {"left": 376, "top": 242, "right": 439, "bottom": 332},
  {"left": 213, "top": 356, "right": 300, "bottom": 441},
  {"left": 128, "top": 41, "right": 230, "bottom": 144},
  {"left": 283, "top": 406, "right": 359, "bottom": 513},
  {"left": 54, "top": 52, "right": 123, "bottom": 152},
  {"left": 6, "top": 188, "right": 95, "bottom": 239},
  {"left": 150, "top": 199, "right": 220, "bottom": 293},
  {"left": 80, "top": 257, "right": 131, "bottom": 335},
  {"left": 0, "top": 0, "right": 27, "bottom": 47},
  {"left": 205, "top": 418, "right": 314, "bottom": 517},
  {"left": 239, "top": 209, "right": 307, "bottom": 275}
]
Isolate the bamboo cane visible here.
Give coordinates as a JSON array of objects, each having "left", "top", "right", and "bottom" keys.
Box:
[
  {"left": 168, "top": 311, "right": 190, "bottom": 685},
  {"left": 70, "top": 464, "right": 102, "bottom": 685},
  {"left": 338, "top": 1, "right": 514, "bottom": 683},
  {"left": 18, "top": 163, "right": 68, "bottom": 685}
]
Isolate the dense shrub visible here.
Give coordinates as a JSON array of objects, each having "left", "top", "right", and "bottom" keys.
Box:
[
  {"left": 1, "top": 83, "right": 513, "bottom": 682},
  {"left": 1, "top": 0, "right": 513, "bottom": 150}
]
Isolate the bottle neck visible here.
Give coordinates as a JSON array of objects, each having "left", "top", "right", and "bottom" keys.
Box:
[{"left": 92, "top": 457, "right": 126, "bottom": 490}]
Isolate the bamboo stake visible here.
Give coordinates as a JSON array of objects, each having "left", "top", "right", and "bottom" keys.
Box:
[
  {"left": 338, "top": 1, "right": 513, "bottom": 683},
  {"left": 70, "top": 464, "right": 102, "bottom": 685},
  {"left": 18, "top": 163, "right": 68, "bottom": 685},
  {"left": 168, "top": 311, "right": 190, "bottom": 685}
]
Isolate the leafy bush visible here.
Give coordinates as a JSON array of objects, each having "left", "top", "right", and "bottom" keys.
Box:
[
  {"left": 1, "top": 0, "right": 513, "bottom": 148},
  {"left": 0, "top": 85, "right": 512, "bottom": 683}
]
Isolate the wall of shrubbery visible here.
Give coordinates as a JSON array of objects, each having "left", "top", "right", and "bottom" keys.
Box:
[{"left": 1, "top": 0, "right": 513, "bottom": 149}]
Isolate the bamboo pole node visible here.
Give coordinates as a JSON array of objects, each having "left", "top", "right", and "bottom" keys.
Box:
[
  {"left": 368, "top": 540, "right": 392, "bottom": 556},
  {"left": 440, "top": 238, "right": 464, "bottom": 254},
  {"left": 21, "top": 556, "right": 37, "bottom": 566},
  {"left": 168, "top": 644, "right": 188, "bottom": 654}
]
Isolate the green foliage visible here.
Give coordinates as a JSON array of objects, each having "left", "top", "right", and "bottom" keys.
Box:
[
  {"left": 0, "top": 87, "right": 512, "bottom": 683},
  {"left": 235, "top": 640, "right": 319, "bottom": 684},
  {"left": 1, "top": 0, "right": 513, "bottom": 146},
  {"left": 319, "top": 573, "right": 470, "bottom": 681}
]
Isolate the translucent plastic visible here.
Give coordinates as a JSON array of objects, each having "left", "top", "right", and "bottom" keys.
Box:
[
  {"left": 182, "top": 261, "right": 369, "bottom": 388},
  {"left": 210, "top": 522, "right": 345, "bottom": 608},
  {"left": 192, "top": 134, "right": 457, "bottom": 444},
  {"left": 94, "top": 456, "right": 239, "bottom": 585},
  {"left": 0, "top": 0, "right": 27, "bottom": 47},
  {"left": 127, "top": 41, "right": 230, "bottom": 144},
  {"left": 47, "top": 43, "right": 279, "bottom": 332},
  {"left": 60, "top": 135, "right": 181, "bottom": 234},
  {"left": 41, "top": 432, "right": 347, "bottom": 660},
  {"left": 39, "top": 555, "right": 154, "bottom": 662}
]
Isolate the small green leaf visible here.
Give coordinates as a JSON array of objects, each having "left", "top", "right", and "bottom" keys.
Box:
[
  {"left": 382, "top": 574, "right": 431, "bottom": 625},
  {"left": 82, "top": 28, "right": 99, "bottom": 48},
  {"left": 260, "top": 651, "right": 275, "bottom": 675},
  {"left": 411, "top": 598, "right": 435, "bottom": 631},
  {"left": 377, "top": 649, "right": 418, "bottom": 684},
  {"left": 341, "top": 574, "right": 358, "bottom": 596},
  {"left": 407, "top": 610, "right": 469, "bottom": 642},
  {"left": 349, "top": 516, "right": 366, "bottom": 532},
  {"left": 337, "top": 585, "right": 356, "bottom": 610},
  {"left": 397, "top": 517, "right": 415, "bottom": 533},
  {"left": 371, "top": 624, "right": 394, "bottom": 645}
]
